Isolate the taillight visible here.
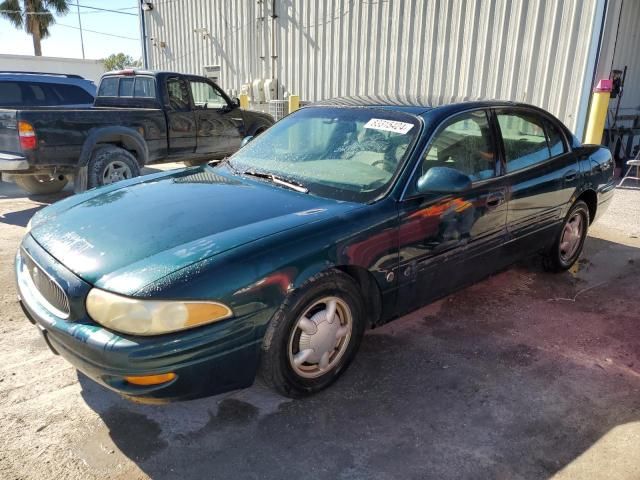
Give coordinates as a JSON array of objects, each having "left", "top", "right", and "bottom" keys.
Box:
[{"left": 18, "top": 121, "right": 37, "bottom": 150}]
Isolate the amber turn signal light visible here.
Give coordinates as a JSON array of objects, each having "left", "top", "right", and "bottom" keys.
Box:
[
  {"left": 124, "top": 372, "right": 176, "bottom": 386},
  {"left": 18, "top": 121, "right": 37, "bottom": 150}
]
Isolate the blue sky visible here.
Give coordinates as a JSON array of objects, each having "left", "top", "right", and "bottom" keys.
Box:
[{"left": 0, "top": 0, "right": 141, "bottom": 60}]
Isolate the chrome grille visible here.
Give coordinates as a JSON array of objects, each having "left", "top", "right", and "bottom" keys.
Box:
[{"left": 21, "top": 249, "right": 70, "bottom": 318}]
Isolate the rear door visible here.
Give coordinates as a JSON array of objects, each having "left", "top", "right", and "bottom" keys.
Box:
[
  {"left": 495, "top": 108, "right": 578, "bottom": 252},
  {"left": 165, "top": 76, "right": 197, "bottom": 157},
  {"left": 188, "top": 78, "right": 244, "bottom": 157},
  {"left": 396, "top": 109, "right": 509, "bottom": 313}
]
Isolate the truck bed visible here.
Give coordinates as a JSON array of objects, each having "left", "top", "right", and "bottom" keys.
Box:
[{"left": 0, "top": 106, "right": 168, "bottom": 170}]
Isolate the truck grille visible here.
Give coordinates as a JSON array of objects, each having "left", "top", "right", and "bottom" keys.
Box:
[{"left": 20, "top": 249, "right": 70, "bottom": 318}]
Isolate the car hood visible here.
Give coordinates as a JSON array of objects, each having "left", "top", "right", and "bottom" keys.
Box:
[{"left": 30, "top": 166, "right": 360, "bottom": 294}]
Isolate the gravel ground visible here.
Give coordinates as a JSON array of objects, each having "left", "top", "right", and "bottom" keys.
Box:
[{"left": 0, "top": 171, "right": 639, "bottom": 480}]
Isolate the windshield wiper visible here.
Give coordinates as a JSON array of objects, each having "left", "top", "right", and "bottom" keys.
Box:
[
  {"left": 242, "top": 169, "right": 309, "bottom": 193},
  {"left": 209, "top": 157, "right": 241, "bottom": 174}
]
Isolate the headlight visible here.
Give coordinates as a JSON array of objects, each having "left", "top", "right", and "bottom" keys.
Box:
[{"left": 86, "top": 288, "right": 232, "bottom": 336}]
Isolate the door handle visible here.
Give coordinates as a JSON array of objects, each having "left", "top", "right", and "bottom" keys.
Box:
[
  {"left": 564, "top": 170, "right": 578, "bottom": 182},
  {"left": 486, "top": 192, "right": 505, "bottom": 208}
]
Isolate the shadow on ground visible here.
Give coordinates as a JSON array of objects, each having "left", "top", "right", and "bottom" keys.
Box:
[{"left": 78, "top": 237, "right": 640, "bottom": 480}]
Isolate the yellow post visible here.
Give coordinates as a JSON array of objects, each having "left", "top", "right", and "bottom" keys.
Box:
[
  {"left": 288, "top": 95, "right": 300, "bottom": 114},
  {"left": 239, "top": 93, "right": 249, "bottom": 109},
  {"left": 583, "top": 79, "right": 612, "bottom": 145}
]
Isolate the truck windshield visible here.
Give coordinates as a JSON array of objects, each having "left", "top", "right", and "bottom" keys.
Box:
[{"left": 227, "top": 107, "right": 420, "bottom": 202}]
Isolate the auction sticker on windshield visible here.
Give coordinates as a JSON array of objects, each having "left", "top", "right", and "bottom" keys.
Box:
[{"left": 364, "top": 118, "right": 414, "bottom": 135}]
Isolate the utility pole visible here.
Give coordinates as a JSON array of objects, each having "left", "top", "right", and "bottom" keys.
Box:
[{"left": 76, "top": 3, "right": 85, "bottom": 59}]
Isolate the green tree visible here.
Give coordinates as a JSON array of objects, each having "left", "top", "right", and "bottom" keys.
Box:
[
  {"left": 0, "top": 0, "right": 69, "bottom": 56},
  {"left": 102, "top": 53, "right": 142, "bottom": 72}
]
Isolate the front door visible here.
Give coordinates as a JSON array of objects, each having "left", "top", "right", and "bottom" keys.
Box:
[
  {"left": 396, "top": 109, "right": 509, "bottom": 314},
  {"left": 495, "top": 109, "right": 579, "bottom": 255},
  {"left": 165, "top": 76, "right": 196, "bottom": 157},
  {"left": 188, "top": 78, "right": 244, "bottom": 157}
]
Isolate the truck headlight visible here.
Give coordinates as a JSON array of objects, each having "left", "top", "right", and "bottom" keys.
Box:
[{"left": 86, "top": 288, "right": 232, "bottom": 336}]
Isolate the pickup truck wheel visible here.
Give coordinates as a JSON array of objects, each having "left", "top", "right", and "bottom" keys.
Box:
[
  {"left": 183, "top": 159, "right": 209, "bottom": 167},
  {"left": 13, "top": 175, "right": 68, "bottom": 195},
  {"left": 88, "top": 146, "right": 139, "bottom": 189},
  {"left": 259, "top": 270, "right": 365, "bottom": 398}
]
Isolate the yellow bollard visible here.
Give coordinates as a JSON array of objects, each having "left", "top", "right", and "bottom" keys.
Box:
[
  {"left": 288, "top": 95, "right": 300, "bottom": 114},
  {"left": 583, "top": 79, "right": 612, "bottom": 145},
  {"left": 239, "top": 93, "right": 249, "bottom": 109}
]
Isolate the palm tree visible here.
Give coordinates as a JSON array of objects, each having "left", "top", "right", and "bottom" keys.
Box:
[{"left": 0, "top": 0, "right": 69, "bottom": 56}]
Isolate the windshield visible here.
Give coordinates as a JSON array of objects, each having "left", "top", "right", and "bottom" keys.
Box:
[{"left": 227, "top": 107, "right": 420, "bottom": 202}]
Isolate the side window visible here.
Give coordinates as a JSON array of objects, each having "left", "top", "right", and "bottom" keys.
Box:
[
  {"left": 189, "top": 80, "right": 228, "bottom": 109},
  {"left": 134, "top": 77, "right": 156, "bottom": 98},
  {"left": 416, "top": 110, "right": 496, "bottom": 188},
  {"left": 167, "top": 77, "right": 190, "bottom": 111},
  {"left": 51, "top": 84, "right": 94, "bottom": 104},
  {"left": 22, "top": 83, "right": 47, "bottom": 105},
  {"left": 544, "top": 119, "right": 567, "bottom": 157},
  {"left": 98, "top": 77, "right": 118, "bottom": 97},
  {"left": 0, "top": 82, "right": 23, "bottom": 106},
  {"left": 497, "top": 112, "right": 551, "bottom": 172}
]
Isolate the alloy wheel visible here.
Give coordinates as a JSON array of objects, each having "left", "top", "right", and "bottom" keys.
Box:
[
  {"left": 287, "top": 296, "right": 353, "bottom": 379},
  {"left": 559, "top": 212, "right": 584, "bottom": 262},
  {"left": 102, "top": 161, "right": 133, "bottom": 185}
]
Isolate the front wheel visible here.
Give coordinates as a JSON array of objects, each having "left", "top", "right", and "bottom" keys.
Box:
[
  {"left": 543, "top": 200, "right": 589, "bottom": 272},
  {"left": 259, "top": 270, "right": 365, "bottom": 397}
]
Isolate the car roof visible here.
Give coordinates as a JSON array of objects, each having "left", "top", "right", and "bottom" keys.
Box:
[
  {"left": 0, "top": 72, "right": 95, "bottom": 87},
  {"left": 312, "top": 95, "right": 533, "bottom": 116}
]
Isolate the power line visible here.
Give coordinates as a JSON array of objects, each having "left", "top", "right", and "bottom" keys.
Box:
[
  {"left": 0, "top": 4, "right": 138, "bottom": 16},
  {"left": 67, "top": 3, "right": 138, "bottom": 16},
  {"left": 56, "top": 22, "right": 139, "bottom": 41}
]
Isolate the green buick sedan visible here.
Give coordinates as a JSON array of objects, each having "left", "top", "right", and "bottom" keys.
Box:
[{"left": 16, "top": 97, "right": 614, "bottom": 401}]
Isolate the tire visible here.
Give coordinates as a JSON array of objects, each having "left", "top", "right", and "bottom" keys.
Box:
[
  {"left": 13, "top": 175, "right": 68, "bottom": 195},
  {"left": 543, "top": 200, "right": 590, "bottom": 272},
  {"left": 87, "top": 146, "right": 140, "bottom": 189},
  {"left": 259, "top": 270, "right": 366, "bottom": 398},
  {"left": 183, "top": 158, "right": 210, "bottom": 167}
]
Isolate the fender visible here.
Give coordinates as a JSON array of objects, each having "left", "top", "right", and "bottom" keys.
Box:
[{"left": 78, "top": 126, "right": 149, "bottom": 168}]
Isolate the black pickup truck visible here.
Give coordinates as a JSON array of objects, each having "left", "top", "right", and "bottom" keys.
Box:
[{"left": 0, "top": 70, "right": 274, "bottom": 194}]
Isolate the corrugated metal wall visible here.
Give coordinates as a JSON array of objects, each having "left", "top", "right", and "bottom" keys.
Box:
[{"left": 145, "top": 0, "right": 601, "bottom": 132}]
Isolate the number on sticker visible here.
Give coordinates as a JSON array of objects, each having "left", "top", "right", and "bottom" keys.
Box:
[{"left": 364, "top": 118, "right": 414, "bottom": 135}]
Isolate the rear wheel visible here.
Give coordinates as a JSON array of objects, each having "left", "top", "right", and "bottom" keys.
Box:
[
  {"left": 259, "top": 270, "right": 365, "bottom": 397},
  {"left": 543, "top": 200, "right": 589, "bottom": 272},
  {"left": 13, "top": 175, "right": 68, "bottom": 195},
  {"left": 183, "top": 158, "right": 210, "bottom": 167},
  {"left": 88, "top": 146, "right": 139, "bottom": 189}
]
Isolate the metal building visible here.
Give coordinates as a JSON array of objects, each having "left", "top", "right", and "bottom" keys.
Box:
[{"left": 141, "top": 0, "right": 639, "bottom": 144}]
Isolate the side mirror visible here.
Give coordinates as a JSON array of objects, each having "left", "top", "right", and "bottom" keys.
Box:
[
  {"left": 240, "top": 136, "right": 254, "bottom": 148},
  {"left": 232, "top": 97, "right": 241, "bottom": 108},
  {"left": 417, "top": 166, "right": 472, "bottom": 193}
]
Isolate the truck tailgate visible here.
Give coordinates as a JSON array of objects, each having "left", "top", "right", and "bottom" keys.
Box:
[{"left": 0, "top": 109, "right": 21, "bottom": 155}]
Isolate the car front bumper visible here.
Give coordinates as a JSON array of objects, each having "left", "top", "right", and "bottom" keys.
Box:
[{"left": 16, "top": 235, "right": 263, "bottom": 402}]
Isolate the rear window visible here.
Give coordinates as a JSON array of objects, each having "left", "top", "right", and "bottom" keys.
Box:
[
  {"left": 118, "top": 77, "right": 134, "bottom": 96},
  {"left": 134, "top": 77, "right": 156, "bottom": 98},
  {"left": 98, "top": 77, "right": 118, "bottom": 96},
  {"left": 98, "top": 76, "right": 156, "bottom": 99}
]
